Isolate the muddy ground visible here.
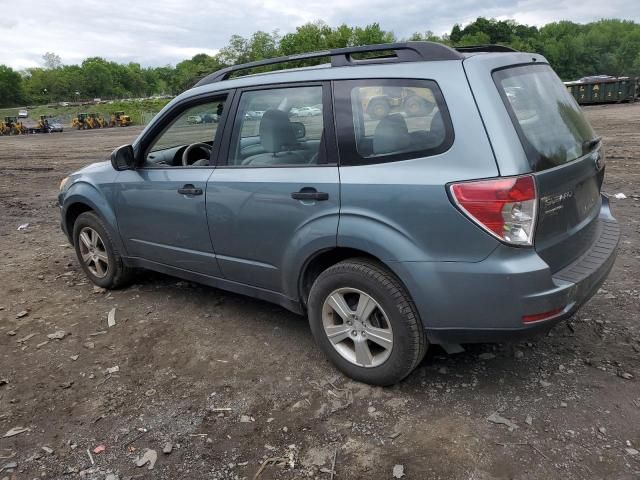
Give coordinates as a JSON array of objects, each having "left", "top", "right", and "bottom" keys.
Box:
[{"left": 0, "top": 104, "right": 639, "bottom": 480}]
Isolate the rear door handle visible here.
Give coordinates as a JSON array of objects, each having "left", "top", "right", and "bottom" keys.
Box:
[
  {"left": 291, "top": 188, "right": 329, "bottom": 201},
  {"left": 178, "top": 184, "right": 203, "bottom": 196}
]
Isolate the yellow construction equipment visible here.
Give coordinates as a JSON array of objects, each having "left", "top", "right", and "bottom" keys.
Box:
[
  {"left": 95, "top": 114, "right": 108, "bottom": 128},
  {"left": 109, "top": 111, "right": 131, "bottom": 127},
  {"left": 2, "top": 116, "right": 26, "bottom": 135},
  {"left": 0, "top": 119, "right": 9, "bottom": 136},
  {"left": 36, "top": 115, "right": 51, "bottom": 132},
  {"left": 72, "top": 113, "right": 103, "bottom": 129},
  {"left": 87, "top": 113, "right": 107, "bottom": 128},
  {"left": 86, "top": 113, "right": 101, "bottom": 129},
  {"left": 71, "top": 113, "right": 88, "bottom": 129}
]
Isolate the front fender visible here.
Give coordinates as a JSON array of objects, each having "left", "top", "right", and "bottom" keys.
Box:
[{"left": 61, "top": 180, "right": 127, "bottom": 256}]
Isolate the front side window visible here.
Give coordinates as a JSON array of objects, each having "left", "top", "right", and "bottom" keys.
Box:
[
  {"left": 145, "top": 97, "right": 226, "bottom": 167},
  {"left": 335, "top": 79, "right": 453, "bottom": 165},
  {"left": 227, "top": 86, "right": 325, "bottom": 167}
]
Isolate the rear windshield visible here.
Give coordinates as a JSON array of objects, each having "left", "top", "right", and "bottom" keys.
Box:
[{"left": 493, "top": 64, "right": 597, "bottom": 172}]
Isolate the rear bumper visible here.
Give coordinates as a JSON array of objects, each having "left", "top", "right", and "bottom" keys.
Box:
[{"left": 393, "top": 197, "right": 619, "bottom": 344}]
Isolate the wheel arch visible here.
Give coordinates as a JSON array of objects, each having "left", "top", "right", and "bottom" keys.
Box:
[
  {"left": 62, "top": 183, "right": 126, "bottom": 255},
  {"left": 298, "top": 247, "right": 412, "bottom": 311},
  {"left": 64, "top": 202, "right": 93, "bottom": 244}
]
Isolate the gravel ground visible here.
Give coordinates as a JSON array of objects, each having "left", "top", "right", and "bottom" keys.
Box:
[{"left": 0, "top": 104, "right": 639, "bottom": 479}]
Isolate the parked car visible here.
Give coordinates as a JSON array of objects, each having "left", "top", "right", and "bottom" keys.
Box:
[
  {"left": 244, "top": 110, "right": 265, "bottom": 119},
  {"left": 202, "top": 113, "right": 219, "bottom": 123},
  {"left": 47, "top": 121, "right": 64, "bottom": 133},
  {"left": 186, "top": 115, "right": 202, "bottom": 124},
  {"left": 58, "top": 42, "right": 618, "bottom": 385},
  {"left": 18, "top": 109, "right": 28, "bottom": 118},
  {"left": 296, "top": 106, "right": 321, "bottom": 116}
]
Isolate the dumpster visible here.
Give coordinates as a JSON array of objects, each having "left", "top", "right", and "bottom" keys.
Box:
[{"left": 565, "top": 76, "right": 639, "bottom": 105}]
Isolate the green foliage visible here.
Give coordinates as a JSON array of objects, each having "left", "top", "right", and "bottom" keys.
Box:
[
  {"left": 0, "top": 66, "right": 24, "bottom": 107},
  {"left": 0, "top": 18, "right": 638, "bottom": 107},
  {"left": 446, "top": 17, "right": 640, "bottom": 79},
  {"left": 539, "top": 19, "right": 640, "bottom": 78}
]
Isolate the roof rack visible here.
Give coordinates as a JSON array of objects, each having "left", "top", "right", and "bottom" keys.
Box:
[
  {"left": 193, "top": 41, "right": 463, "bottom": 87},
  {"left": 454, "top": 44, "right": 518, "bottom": 53}
]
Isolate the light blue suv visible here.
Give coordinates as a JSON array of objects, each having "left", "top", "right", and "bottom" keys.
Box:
[{"left": 58, "top": 42, "right": 619, "bottom": 385}]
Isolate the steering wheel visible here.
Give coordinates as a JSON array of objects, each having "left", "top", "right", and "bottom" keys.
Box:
[{"left": 182, "top": 142, "right": 213, "bottom": 166}]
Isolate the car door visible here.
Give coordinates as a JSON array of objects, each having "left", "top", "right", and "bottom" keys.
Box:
[
  {"left": 113, "top": 93, "right": 230, "bottom": 276},
  {"left": 207, "top": 82, "right": 339, "bottom": 296}
]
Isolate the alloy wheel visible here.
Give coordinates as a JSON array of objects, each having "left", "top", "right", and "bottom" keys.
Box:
[
  {"left": 321, "top": 288, "right": 393, "bottom": 368},
  {"left": 78, "top": 227, "right": 109, "bottom": 278}
]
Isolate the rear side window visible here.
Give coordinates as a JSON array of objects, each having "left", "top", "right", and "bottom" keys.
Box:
[
  {"left": 493, "top": 64, "right": 597, "bottom": 172},
  {"left": 334, "top": 79, "right": 453, "bottom": 165}
]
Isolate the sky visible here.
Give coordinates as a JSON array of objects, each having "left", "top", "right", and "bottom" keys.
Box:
[{"left": 2, "top": 0, "right": 639, "bottom": 70}]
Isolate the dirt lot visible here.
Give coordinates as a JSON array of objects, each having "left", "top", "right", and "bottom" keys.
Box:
[{"left": 1, "top": 104, "right": 639, "bottom": 480}]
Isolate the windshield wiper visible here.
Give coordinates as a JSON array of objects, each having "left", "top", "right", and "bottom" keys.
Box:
[{"left": 583, "top": 136, "right": 602, "bottom": 153}]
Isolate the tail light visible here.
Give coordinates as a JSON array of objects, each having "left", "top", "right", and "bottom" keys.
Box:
[
  {"left": 449, "top": 175, "right": 537, "bottom": 246},
  {"left": 522, "top": 307, "right": 564, "bottom": 324}
]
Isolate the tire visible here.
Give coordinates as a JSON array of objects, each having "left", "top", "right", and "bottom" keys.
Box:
[
  {"left": 403, "top": 95, "right": 434, "bottom": 117},
  {"left": 72, "top": 211, "right": 133, "bottom": 289},
  {"left": 308, "top": 258, "right": 427, "bottom": 386},
  {"left": 366, "top": 98, "right": 391, "bottom": 120}
]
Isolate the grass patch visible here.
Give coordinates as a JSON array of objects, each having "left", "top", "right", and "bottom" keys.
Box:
[{"left": 0, "top": 98, "right": 171, "bottom": 126}]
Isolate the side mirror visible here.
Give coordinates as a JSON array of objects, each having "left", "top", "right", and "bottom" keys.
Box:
[
  {"left": 111, "top": 144, "right": 135, "bottom": 171},
  {"left": 290, "top": 122, "right": 306, "bottom": 139}
]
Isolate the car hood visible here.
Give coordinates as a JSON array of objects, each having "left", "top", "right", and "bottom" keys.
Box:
[
  {"left": 60, "top": 160, "right": 116, "bottom": 207},
  {"left": 69, "top": 160, "right": 118, "bottom": 180},
  {"left": 72, "top": 160, "right": 113, "bottom": 176}
]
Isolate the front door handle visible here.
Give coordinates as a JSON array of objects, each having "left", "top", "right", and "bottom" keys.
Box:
[
  {"left": 177, "top": 184, "right": 203, "bottom": 196},
  {"left": 291, "top": 187, "right": 329, "bottom": 201}
]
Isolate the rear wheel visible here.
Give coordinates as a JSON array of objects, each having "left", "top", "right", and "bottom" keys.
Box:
[
  {"left": 308, "top": 258, "right": 427, "bottom": 386},
  {"left": 73, "top": 212, "right": 132, "bottom": 289}
]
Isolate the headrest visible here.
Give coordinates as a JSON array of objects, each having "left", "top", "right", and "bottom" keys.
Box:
[
  {"left": 259, "top": 110, "right": 297, "bottom": 153},
  {"left": 373, "top": 114, "right": 411, "bottom": 155},
  {"left": 429, "top": 110, "right": 445, "bottom": 140}
]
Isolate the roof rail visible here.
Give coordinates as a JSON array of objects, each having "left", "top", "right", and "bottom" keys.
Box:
[
  {"left": 193, "top": 41, "right": 463, "bottom": 87},
  {"left": 454, "top": 44, "right": 518, "bottom": 53}
]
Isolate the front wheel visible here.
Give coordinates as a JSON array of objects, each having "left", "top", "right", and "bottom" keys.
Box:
[
  {"left": 307, "top": 259, "right": 427, "bottom": 386},
  {"left": 73, "top": 211, "right": 133, "bottom": 289}
]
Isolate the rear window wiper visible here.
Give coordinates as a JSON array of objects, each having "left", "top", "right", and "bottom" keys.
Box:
[{"left": 583, "top": 136, "right": 602, "bottom": 153}]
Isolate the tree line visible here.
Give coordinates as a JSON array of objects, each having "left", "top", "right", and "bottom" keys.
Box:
[{"left": 1, "top": 18, "right": 639, "bottom": 107}]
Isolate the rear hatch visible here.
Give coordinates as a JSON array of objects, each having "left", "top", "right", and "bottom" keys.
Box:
[{"left": 493, "top": 64, "right": 604, "bottom": 273}]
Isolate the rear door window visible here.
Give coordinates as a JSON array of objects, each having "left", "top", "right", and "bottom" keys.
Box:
[
  {"left": 493, "top": 64, "right": 598, "bottom": 172},
  {"left": 334, "top": 79, "right": 453, "bottom": 165}
]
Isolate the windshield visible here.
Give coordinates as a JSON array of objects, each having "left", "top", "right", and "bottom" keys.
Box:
[{"left": 493, "top": 64, "right": 597, "bottom": 172}]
